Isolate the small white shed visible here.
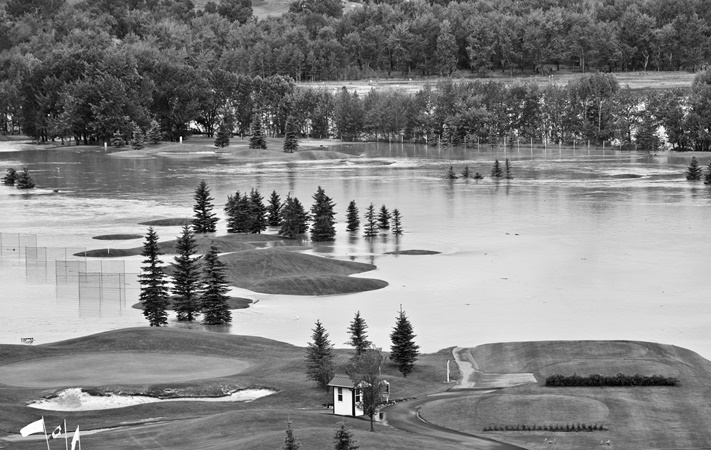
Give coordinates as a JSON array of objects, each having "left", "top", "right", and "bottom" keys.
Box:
[{"left": 327, "top": 374, "right": 364, "bottom": 417}]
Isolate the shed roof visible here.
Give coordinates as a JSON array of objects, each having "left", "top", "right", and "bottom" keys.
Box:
[{"left": 327, "top": 374, "right": 354, "bottom": 388}]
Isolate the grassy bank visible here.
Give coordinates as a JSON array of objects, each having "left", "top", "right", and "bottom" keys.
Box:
[
  {"left": 0, "top": 327, "right": 455, "bottom": 450},
  {"left": 421, "top": 340, "right": 711, "bottom": 449}
]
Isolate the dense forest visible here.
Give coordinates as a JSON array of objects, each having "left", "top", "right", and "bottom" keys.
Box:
[{"left": 2, "top": 0, "right": 711, "bottom": 149}]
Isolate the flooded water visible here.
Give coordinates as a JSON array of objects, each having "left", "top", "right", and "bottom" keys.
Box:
[{"left": 1, "top": 139, "right": 710, "bottom": 360}]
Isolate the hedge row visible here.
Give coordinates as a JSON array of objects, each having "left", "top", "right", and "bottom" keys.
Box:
[
  {"left": 545, "top": 373, "right": 679, "bottom": 387},
  {"left": 483, "top": 423, "right": 607, "bottom": 432}
]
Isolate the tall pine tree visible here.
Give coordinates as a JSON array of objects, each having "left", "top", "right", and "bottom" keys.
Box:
[
  {"left": 146, "top": 119, "right": 162, "bottom": 144},
  {"left": 294, "top": 197, "right": 310, "bottom": 233},
  {"left": 214, "top": 121, "right": 231, "bottom": 148},
  {"left": 200, "top": 243, "right": 232, "bottom": 325},
  {"left": 224, "top": 191, "right": 241, "bottom": 233},
  {"left": 2, "top": 168, "right": 17, "bottom": 185},
  {"left": 491, "top": 159, "right": 503, "bottom": 178},
  {"left": 389, "top": 308, "right": 419, "bottom": 377},
  {"left": 363, "top": 203, "right": 378, "bottom": 237},
  {"left": 249, "top": 114, "right": 267, "bottom": 149},
  {"left": 305, "top": 320, "right": 335, "bottom": 390},
  {"left": 346, "top": 311, "right": 371, "bottom": 357},
  {"left": 279, "top": 195, "right": 300, "bottom": 239},
  {"left": 391, "top": 209, "right": 403, "bottom": 235},
  {"left": 139, "top": 227, "right": 170, "bottom": 327},
  {"left": 15, "top": 167, "right": 35, "bottom": 189},
  {"left": 283, "top": 116, "right": 299, "bottom": 153},
  {"left": 248, "top": 188, "right": 268, "bottom": 233},
  {"left": 346, "top": 200, "right": 359, "bottom": 232},
  {"left": 192, "top": 180, "right": 219, "bottom": 233},
  {"left": 505, "top": 158, "right": 513, "bottom": 180},
  {"left": 267, "top": 190, "right": 283, "bottom": 226},
  {"left": 687, "top": 157, "right": 703, "bottom": 181},
  {"left": 172, "top": 225, "right": 202, "bottom": 322},
  {"left": 130, "top": 123, "right": 145, "bottom": 150},
  {"left": 310, "top": 186, "right": 337, "bottom": 241},
  {"left": 377, "top": 205, "right": 391, "bottom": 230}
]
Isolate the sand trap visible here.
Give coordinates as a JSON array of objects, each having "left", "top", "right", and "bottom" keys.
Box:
[
  {"left": 0, "top": 353, "right": 249, "bottom": 387},
  {"left": 29, "top": 388, "right": 276, "bottom": 411}
]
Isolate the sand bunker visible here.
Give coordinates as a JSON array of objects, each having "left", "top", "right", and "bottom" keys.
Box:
[
  {"left": 0, "top": 353, "right": 249, "bottom": 387},
  {"left": 29, "top": 388, "right": 276, "bottom": 411}
]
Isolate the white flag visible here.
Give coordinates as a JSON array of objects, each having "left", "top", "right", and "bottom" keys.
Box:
[
  {"left": 51, "top": 424, "right": 62, "bottom": 439},
  {"left": 20, "top": 418, "right": 45, "bottom": 437},
  {"left": 71, "top": 426, "right": 80, "bottom": 450}
]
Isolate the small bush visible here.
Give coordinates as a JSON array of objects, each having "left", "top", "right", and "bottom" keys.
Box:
[
  {"left": 545, "top": 372, "right": 679, "bottom": 387},
  {"left": 483, "top": 423, "right": 607, "bottom": 433}
]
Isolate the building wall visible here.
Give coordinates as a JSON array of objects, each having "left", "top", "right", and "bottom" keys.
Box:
[{"left": 332, "top": 387, "right": 364, "bottom": 417}]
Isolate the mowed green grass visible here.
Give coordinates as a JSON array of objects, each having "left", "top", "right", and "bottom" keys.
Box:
[
  {"left": 422, "top": 341, "right": 711, "bottom": 450},
  {"left": 0, "top": 327, "right": 455, "bottom": 449}
]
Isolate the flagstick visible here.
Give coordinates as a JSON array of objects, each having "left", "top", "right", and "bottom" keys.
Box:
[
  {"left": 64, "top": 419, "right": 69, "bottom": 450},
  {"left": 42, "top": 416, "right": 51, "bottom": 450}
]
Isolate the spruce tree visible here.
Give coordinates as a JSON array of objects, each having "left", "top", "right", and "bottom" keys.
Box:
[
  {"left": 346, "top": 200, "right": 360, "bottom": 232},
  {"left": 283, "top": 420, "right": 300, "bottom": 450},
  {"left": 248, "top": 188, "right": 267, "bottom": 233},
  {"left": 267, "top": 190, "right": 283, "bottom": 226},
  {"left": 705, "top": 162, "right": 711, "bottom": 185},
  {"left": 283, "top": 116, "right": 299, "bottom": 153},
  {"left": 389, "top": 308, "right": 420, "bottom": 377},
  {"left": 377, "top": 205, "right": 391, "bottom": 230},
  {"left": 130, "top": 123, "right": 145, "bottom": 150},
  {"left": 224, "top": 191, "right": 241, "bottom": 233},
  {"left": 236, "top": 195, "right": 253, "bottom": 232},
  {"left": 111, "top": 129, "right": 124, "bottom": 148},
  {"left": 294, "top": 197, "right": 310, "bottom": 234},
  {"left": 305, "top": 319, "right": 335, "bottom": 389},
  {"left": 192, "top": 180, "right": 219, "bottom": 233},
  {"left": 346, "top": 311, "right": 371, "bottom": 357},
  {"left": 505, "top": 158, "right": 513, "bottom": 179},
  {"left": 249, "top": 114, "right": 267, "bottom": 149},
  {"left": 200, "top": 243, "right": 232, "bottom": 325},
  {"left": 214, "top": 121, "right": 231, "bottom": 148},
  {"left": 391, "top": 209, "right": 403, "bottom": 235},
  {"left": 310, "top": 186, "right": 337, "bottom": 241},
  {"left": 15, "top": 167, "right": 35, "bottom": 189},
  {"left": 279, "top": 195, "right": 300, "bottom": 239},
  {"left": 363, "top": 203, "right": 378, "bottom": 237},
  {"left": 172, "top": 225, "right": 202, "bottom": 322},
  {"left": 139, "top": 227, "right": 170, "bottom": 327},
  {"left": 462, "top": 165, "right": 470, "bottom": 178},
  {"left": 686, "top": 157, "right": 703, "bottom": 181},
  {"left": 445, "top": 165, "right": 457, "bottom": 179},
  {"left": 491, "top": 159, "right": 503, "bottom": 178},
  {"left": 473, "top": 172, "right": 483, "bottom": 180},
  {"left": 2, "top": 168, "right": 17, "bottom": 185},
  {"left": 333, "top": 423, "right": 359, "bottom": 450},
  {"left": 146, "top": 119, "right": 162, "bottom": 144}
]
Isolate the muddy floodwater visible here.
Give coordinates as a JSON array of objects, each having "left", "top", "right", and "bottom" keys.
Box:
[{"left": 1, "top": 139, "right": 709, "bottom": 359}]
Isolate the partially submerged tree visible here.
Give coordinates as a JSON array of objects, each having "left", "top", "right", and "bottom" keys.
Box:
[
  {"left": 346, "top": 200, "right": 360, "bottom": 231},
  {"left": 686, "top": 156, "right": 702, "bottom": 181},
  {"left": 505, "top": 158, "right": 514, "bottom": 179},
  {"left": 363, "top": 203, "right": 378, "bottom": 237},
  {"left": 130, "top": 123, "right": 145, "bottom": 150},
  {"left": 377, "top": 205, "right": 391, "bottom": 230},
  {"left": 491, "top": 159, "right": 503, "bottom": 178},
  {"left": 389, "top": 308, "right": 419, "bottom": 377},
  {"left": 15, "top": 168, "right": 35, "bottom": 189},
  {"left": 346, "top": 311, "right": 371, "bottom": 357},
  {"left": 172, "top": 225, "right": 202, "bottom": 322},
  {"left": 347, "top": 347, "right": 386, "bottom": 432},
  {"left": 248, "top": 188, "right": 268, "bottom": 234},
  {"left": 305, "top": 320, "right": 335, "bottom": 390},
  {"left": 445, "top": 165, "right": 458, "bottom": 179},
  {"left": 279, "top": 195, "right": 309, "bottom": 239},
  {"left": 193, "top": 180, "right": 219, "bottom": 233},
  {"left": 391, "top": 209, "right": 403, "bottom": 235},
  {"left": 139, "top": 227, "right": 170, "bottom": 327},
  {"left": 310, "top": 186, "right": 337, "bottom": 241},
  {"left": 200, "top": 243, "right": 232, "bottom": 325},
  {"left": 333, "top": 422, "right": 359, "bottom": 450},
  {"left": 267, "top": 190, "right": 283, "bottom": 226},
  {"left": 462, "top": 166, "right": 470, "bottom": 178},
  {"left": 2, "top": 168, "right": 17, "bottom": 185}
]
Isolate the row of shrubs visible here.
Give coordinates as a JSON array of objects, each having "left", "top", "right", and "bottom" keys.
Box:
[
  {"left": 483, "top": 423, "right": 607, "bottom": 432},
  {"left": 545, "top": 373, "right": 679, "bottom": 387}
]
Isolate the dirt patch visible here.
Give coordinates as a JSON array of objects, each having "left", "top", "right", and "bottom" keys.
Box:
[{"left": 0, "top": 353, "right": 250, "bottom": 388}]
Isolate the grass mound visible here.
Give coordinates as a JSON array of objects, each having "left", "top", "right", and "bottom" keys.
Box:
[
  {"left": 138, "top": 218, "right": 192, "bottom": 226},
  {"left": 219, "top": 248, "right": 387, "bottom": 295},
  {"left": 385, "top": 249, "right": 440, "bottom": 255},
  {"left": 92, "top": 234, "right": 143, "bottom": 240}
]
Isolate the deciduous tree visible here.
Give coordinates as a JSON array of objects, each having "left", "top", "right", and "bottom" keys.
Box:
[{"left": 346, "top": 346, "right": 386, "bottom": 432}]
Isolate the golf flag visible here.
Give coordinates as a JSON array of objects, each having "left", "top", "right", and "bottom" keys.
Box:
[
  {"left": 51, "top": 423, "right": 62, "bottom": 438},
  {"left": 20, "top": 418, "right": 45, "bottom": 437},
  {"left": 70, "top": 426, "right": 80, "bottom": 450}
]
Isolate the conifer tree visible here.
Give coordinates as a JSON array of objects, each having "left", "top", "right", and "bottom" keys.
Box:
[
  {"left": 15, "top": 167, "right": 35, "bottom": 189},
  {"left": 2, "top": 168, "right": 17, "bottom": 185},
  {"left": 283, "top": 420, "right": 300, "bottom": 450},
  {"left": 200, "top": 243, "right": 232, "bottom": 325},
  {"left": 248, "top": 188, "right": 267, "bottom": 233},
  {"left": 294, "top": 197, "right": 310, "bottom": 233},
  {"left": 389, "top": 308, "right": 419, "bottom": 377},
  {"left": 146, "top": 119, "right": 162, "bottom": 144},
  {"left": 249, "top": 114, "right": 267, "bottom": 149},
  {"left": 377, "top": 205, "right": 391, "bottom": 230},
  {"left": 462, "top": 165, "right": 470, "bottom": 178},
  {"left": 224, "top": 191, "right": 241, "bottom": 233},
  {"left": 111, "top": 130, "right": 124, "bottom": 147},
  {"left": 491, "top": 159, "right": 503, "bottom": 178},
  {"left": 214, "top": 121, "right": 231, "bottom": 148},
  {"left": 705, "top": 162, "right": 711, "bottom": 185},
  {"left": 310, "top": 186, "right": 337, "bottom": 241},
  {"left": 391, "top": 209, "right": 403, "bottom": 235},
  {"left": 363, "top": 203, "right": 378, "bottom": 237},
  {"left": 346, "top": 311, "right": 371, "bottom": 357},
  {"left": 346, "top": 200, "right": 359, "bottom": 232},
  {"left": 445, "top": 165, "right": 457, "bottom": 179},
  {"left": 192, "top": 180, "right": 219, "bottom": 233},
  {"left": 139, "top": 227, "right": 170, "bottom": 327},
  {"left": 505, "top": 158, "right": 514, "bottom": 179},
  {"left": 130, "top": 123, "right": 145, "bottom": 150},
  {"left": 333, "top": 423, "right": 359, "bottom": 450},
  {"left": 279, "top": 195, "right": 300, "bottom": 239},
  {"left": 172, "top": 225, "right": 202, "bottom": 322},
  {"left": 686, "top": 157, "right": 702, "bottom": 181},
  {"left": 283, "top": 116, "right": 299, "bottom": 153},
  {"left": 267, "top": 190, "right": 283, "bottom": 226},
  {"left": 473, "top": 172, "right": 483, "bottom": 180},
  {"left": 305, "top": 319, "right": 335, "bottom": 389}
]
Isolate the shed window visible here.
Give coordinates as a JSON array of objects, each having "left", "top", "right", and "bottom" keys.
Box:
[
  {"left": 337, "top": 387, "right": 343, "bottom": 402},
  {"left": 355, "top": 388, "right": 361, "bottom": 403}
]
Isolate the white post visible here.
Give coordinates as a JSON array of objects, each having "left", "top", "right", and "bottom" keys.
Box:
[
  {"left": 104, "top": 142, "right": 107, "bottom": 150},
  {"left": 64, "top": 419, "right": 69, "bottom": 450},
  {"left": 179, "top": 136, "right": 183, "bottom": 144},
  {"left": 446, "top": 360, "right": 450, "bottom": 382}
]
